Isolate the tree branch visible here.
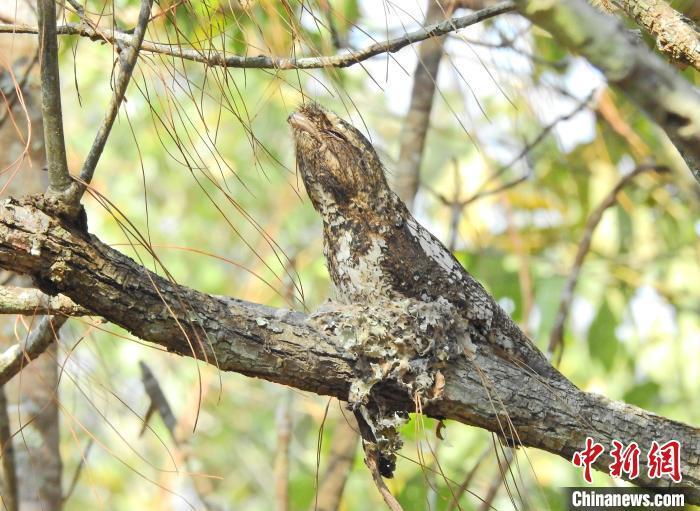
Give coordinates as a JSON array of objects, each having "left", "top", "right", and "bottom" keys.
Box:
[
  {"left": 0, "top": 286, "right": 90, "bottom": 316},
  {"left": 75, "top": 0, "right": 154, "bottom": 200},
  {"left": 36, "top": 0, "right": 71, "bottom": 197},
  {"left": 393, "top": 0, "right": 451, "bottom": 208},
  {"left": 0, "top": 2, "right": 515, "bottom": 71},
  {"left": 612, "top": 0, "right": 700, "bottom": 71},
  {"left": 0, "top": 385, "right": 18, "bottom": 511},
  {"left": 0, "top": 196, "right": 697, "bottom": 502},
  {"left": 547, "top": 163, "right": 666, "bottom": 359},
  {"left": 0, "top": 315, "right": 66, "bottom": 386},
  {"left": 515, "top": 0, "right": 700, "bottom": 185}
]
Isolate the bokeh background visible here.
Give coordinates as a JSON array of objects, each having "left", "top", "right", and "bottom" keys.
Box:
[{"left": 1, "top": 0, "right": 699, "bottom": 509}]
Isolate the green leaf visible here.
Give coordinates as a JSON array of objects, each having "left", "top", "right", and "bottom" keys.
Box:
[
  {"left": 623, "top": 380, "right": 661, "bottom": 408},
  {"left": 588, "top": 299, "right": 618, "bottom": 371}
]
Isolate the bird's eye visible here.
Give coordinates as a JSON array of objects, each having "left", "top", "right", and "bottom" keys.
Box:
[{"left": 326, "top": 129, "right": 346, "bottom": 141}]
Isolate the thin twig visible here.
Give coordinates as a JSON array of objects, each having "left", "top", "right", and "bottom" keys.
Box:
[
  {"left": 453, "top": 34, "right": 569, "bottom": 69},
  {"left": 365, "top": 446, "right": 404, "bottom": 511},
  {"left": 0, "top": 2, "right": 515, "bottom": 71},
  {"left": 62, "top": 439, "right": 94, "bottom": 504},
  {"left": 139, "top": 360, "right": 177, "bottom": 442},
  {"left": 76, "top": 0, "right": 154, "bottom": 198},
  {"left": 311, "top": 408, "right": 358, "bottom": 511},
  {"left": 0, "top": 315, "right": 67, "bottom": 386},
  {"left": 0, "top": 385, "right": 18, "bottom": 511},
  {"left": 477, "top": 450, "right": 514, "bottom": 511},
  {"left": 424, "top": 90, "right": 597, "bottom": 218},
  {"left": 37, "top": 0, "right": 71, "bottom": 196},
  {"left": 447, "top": 446, "right": 490, "bottom": 511},
  {"left": 139, "top": 361, "right": 222, "bottom": 510},
  {"left": 0, "top": 50, "right": 39, "bottom": 130},
  {"left": 547, "top": 163, "right": 667, "bottom": 360}
]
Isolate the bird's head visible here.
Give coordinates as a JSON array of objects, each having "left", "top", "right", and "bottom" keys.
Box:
[{"left": 288, "top": 104, "right": 390, "bottom": 217}]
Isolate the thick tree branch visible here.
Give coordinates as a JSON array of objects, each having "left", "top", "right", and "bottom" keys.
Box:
[
  {"left": 612, "top": 0, "right": 700, "bottom": 71},
  {"left": 515, "top": 0, "right": 700, "bottom": 185},
  {"left": 0, "top": 197, "right": 697, "bottom": 501},
  {"left": 36, "top": 0, "right": 71, "bottom": 197},
  {"left": 0, "top": 2, "right": 515, "bottom": 70}
]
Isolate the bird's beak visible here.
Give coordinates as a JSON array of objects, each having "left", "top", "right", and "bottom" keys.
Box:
[{"left": 287, "top": 111, "right": 317, "bottom": 136}]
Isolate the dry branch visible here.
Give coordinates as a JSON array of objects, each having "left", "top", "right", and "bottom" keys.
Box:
[
  {"left": 0, "top": 2, "right": 515, "bottom": 70},
  {"left": 76, "top": 0, "right": 154, "bottom": 199},
  {"left": 0, "top": 315, "right": 66, "bottom": 386},
  {"left": 0, "top": 286, "right": 89, "bottom": 316},
  {"left": 0, "top": 196, "right": 697, "bottom": 502},
  {"left": 36, "top": 0, "right": 71, "bottom": 197},
  {"left": 0, "top": 386, "right": 18, "bottom": 511},
  {"left": 547, "top": 163, "right": 665, "bottom": 358},
  {"left": 612, "top": 0, "right": 700, "bottom": 71}
]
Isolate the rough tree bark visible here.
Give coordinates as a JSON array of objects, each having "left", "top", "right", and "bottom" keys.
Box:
[
  {"left": 0, "top": 0, "right": 698, "bottom": 507},
  {"left": 0, "top": 194, "right": 697, "bottom": 502},
  {"left": 611, "top": 0, "right": 700, "bottom": 71}
]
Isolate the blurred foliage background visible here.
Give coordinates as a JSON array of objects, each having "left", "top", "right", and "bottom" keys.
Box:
[{"left": 1, "top": 0, "right": 699, "bottom": 509}]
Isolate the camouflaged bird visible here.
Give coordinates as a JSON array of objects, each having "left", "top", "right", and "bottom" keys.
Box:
[{"left": 288, "top": 103, "right": 562, "bottom": 476}]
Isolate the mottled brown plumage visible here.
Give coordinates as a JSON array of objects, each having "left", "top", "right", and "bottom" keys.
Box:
[{"left": 289, "top": 103, "right": 563, "bottom": 476}]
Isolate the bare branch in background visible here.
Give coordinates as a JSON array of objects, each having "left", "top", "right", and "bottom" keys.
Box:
[
  {"left": 0, "top": 385, "right": 18, "bottom": 511},
  {"left": 75, "top": 0, "right": 154, "bottom": 201},
  {"left": 548, "top": 163, "right": 667, "bottom": 360},
  {"left": 515, "top": 0, "right": 700, "bottom": 184},
  {"left": 393, "top": 0, "right": 452, "bottom": 207},
  {"left": 62, "top": 440, "right": 94, "bottom": 505},
  {"left": 0, "top": 286, "right": 90, "bottom": 316},
  {"left": 425, "top": 90, "right": 596, "bottom": 223},
  {"left": 36, "top": 0, "right": 71, "bottom": 198},
  {"left": 611, "top": 0, "right": 700, "bottom": 71},
  {"left": 311, "top": 409, "right": 358, "bottom": 511},
  {"left": 0, "top": 51, "right": 38, "bottom": 130},
  {"left": 275, "top": 394, "right": 292, "bottom": 511},
  {"left": 447, "top": 446, "right": 490, "bottom": 511},
  {"left": 0, "top": 315, "right": 66, "bottom": 386},
  {"left": 0, "top": 2, "right": 516, "bottom": 71},
  {"left": 477, "top": 449, "right": 515, "bottom": 511},
  {"left": 139, "top": 361, "right": 177, "bottom": 442},
  {"left": 139, "top": 360, "right": 221, "bottom": 510}
]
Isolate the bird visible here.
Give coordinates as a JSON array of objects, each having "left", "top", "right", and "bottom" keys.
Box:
[{"left": 288, "top": 103, "right": 563, "bottom": 476}]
